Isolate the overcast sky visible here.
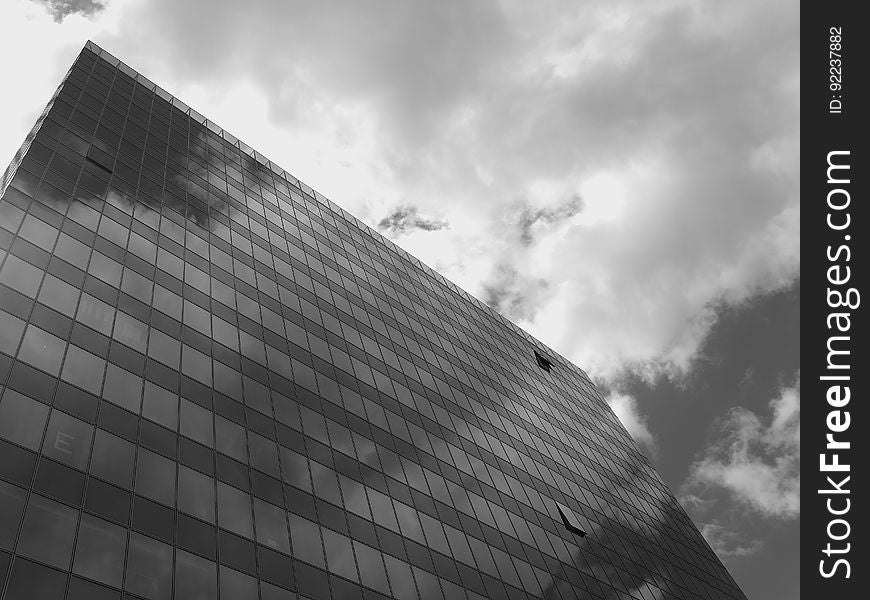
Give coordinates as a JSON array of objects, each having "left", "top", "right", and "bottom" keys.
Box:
[{"left": 0, "top": 1, "right": 800, "bottom": 598}]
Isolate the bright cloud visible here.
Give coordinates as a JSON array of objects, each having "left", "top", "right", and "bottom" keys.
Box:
[
  {"left": 606, "top": 392, "right": 657, "bottom": 456},
  {"left": 683, "top": 376, "right": 801, "bottom": 519},
  {"left": 1, "top": 0, "right": 798, "bottom": 384}
]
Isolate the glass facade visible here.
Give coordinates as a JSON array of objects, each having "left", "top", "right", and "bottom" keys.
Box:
[{"left": 0, "top": 41, "right": 746, "bottom": 600}]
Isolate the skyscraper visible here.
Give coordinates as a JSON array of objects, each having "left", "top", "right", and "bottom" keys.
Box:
[{"left": 0, "top": 41, "right": 746, "bottom": 600}]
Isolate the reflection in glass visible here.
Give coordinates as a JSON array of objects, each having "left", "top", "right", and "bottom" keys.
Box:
[
  {"left": 0, "top": 479, "right": 27, "bottom": 549},
  {"left": 248, "top": 433, "right": 279, "bottom": 478},
  {"left": 18, "top": 214, "right": 59, "bottom": 251},
  {"left": 17, "top": 324, "right": 66, "bottom": 375},
  {"left": 142, "top": 381, "right": 178, "bottom": 430},
  {"left": 135, "top": 449, "right": 176, "bottom": 506},
  {"left": 61, "top": 344, "right": 106, "bottom": 395},
  {"left": 253, "top": 498, "right": 290, "bottom": 553},
  {"left": 147, "top": 328, "right": 180, "bottom": 369},
  {"left": 217, "top": 482, "right": 253, "bottom": 538},
  {"left": 3, "top": 557, "right": 67, "bottom": 600},
  {"left": 354, "top": 540, "right": 390, "bottom": 595},
  {"left": 125, "top": 532, "right": 172, "bottom": 600},
  {"left": 178, "top": 465, "right": 215, "bottom": 523},
  {"left": 152, "top": 285, "right": 182, "bottom": 320},
  {"left": 180, "top": 399, "right": 214, "bottom": 447},
  {"left": 219, "top": 566, "right": 258, "bottom": 600},
  {"left": 323, "top": 527, "right": 358, "bottom": 582},
  {"left": 0, "top": 309, "right": 27, "bottom": 354},
  {"left": 76, "top": 293, "right": 115, "bottom": 336},
  {"left": 17, "top": 494, "right": 78, "bottom": 569},
  {"left": 89, "top": 429, "right": 135, "bottom": 488},
  {"left": 121, "top": 267, "right": 154, "bottom": 302},
  {"left": 37, "top": 274, "right": 80, "bottom": 316},
  {"left": 215, "top": 416, "right": 247, "bottom": 462},
  {"left": 182, "top": 344, "right": 212, "bottom": 386},
  {"left": 112, "top": 311, "right": 148, "bottom": 352},
  {"left": 175, "top": 549, "right": 217, "bottom": 600},
  {"left": 0, "top": 388, "right": 49, "bottom": 450},
  {"left": 88, "top": 251, "right": 122, "bottom": 287},
  {"left": 42, "top": 409, "right": 94, "bottom": 469},
  {"left": 103, "top": 363, "right": 143, "bottom": 412},
  {"left": 0, "top": 255, "right": 43, "bottom": 298},
  {"left": 54, "top": 231, "right": 92, "bottom": 270},
  {"left": 73, "top": 513, "right": 126, "bottom": 587},
  {"left": 288, "top": 514, "right": 324, "bottom": 568}
]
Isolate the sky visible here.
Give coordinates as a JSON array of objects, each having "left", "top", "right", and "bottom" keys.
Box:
[{"left": 0, "top": 1, "right": 800, "bottom": 598}]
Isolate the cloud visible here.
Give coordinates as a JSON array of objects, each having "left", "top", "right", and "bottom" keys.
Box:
[
  {"left": 509, "top": 194, "right": 584, "bottom": 246},
  {"left": 377, "top": 206, "right": 448, "bottom": 236},
  {"left": 699, "top": 523, "right": 764, "bottom": 558},
  {"left": 606, "top": 392, "right": 657, "bottom": 456},
  {"left": 481, "top": 262, "right": 550, "bottom": 322},
  {"left": 2, "top": 0, "right": 798, "bottom": 384},
  {"left": 682, "top": 375, "right": 800, "bottom": 519},
  {"left": 31, "top": 0, "right": 106, "bottom": 22}
]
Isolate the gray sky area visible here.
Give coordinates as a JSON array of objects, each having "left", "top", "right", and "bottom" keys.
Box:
[{"left": 0, "top": 1, "right": 800, "bottom": 598}]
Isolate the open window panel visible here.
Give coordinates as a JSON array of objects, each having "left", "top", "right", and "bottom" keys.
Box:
[
  {"left": 534, "top": 350, "right": 553, "bottom": 373},
  {"left": 556, "top": 502, "right": 587, "bottom": 537}
]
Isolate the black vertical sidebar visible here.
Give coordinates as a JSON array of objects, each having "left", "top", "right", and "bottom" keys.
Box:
[{"left": 803, "top": 3, "right": 867, "bottom": 598}]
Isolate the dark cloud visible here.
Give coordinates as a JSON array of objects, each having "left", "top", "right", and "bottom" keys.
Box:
[
  {"left": 481, "top": 262, "right": 550, "bottom": 322},
  {"left": 377, "top": 205, "right": 448, "bottom": 236},
  {"left": 32, "top": 0, "right": 105, "bottom": 22},
  {"left": 513, "top": 195, "right": 583, "bottom": 245}
]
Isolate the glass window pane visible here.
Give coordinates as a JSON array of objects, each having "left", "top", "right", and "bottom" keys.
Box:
[
  {"left": 73, "top": 513, "right": 126, "bottom": 587},
  {"left": 219, "top": 566, "right": 258, "bottom": 600},
  {"left": 3, "top": 557, "right": 67, "bottom": 600},
  {"left": 55, "top": 232, "right": 91, "bottom": 269},
  {"left": 0, "top": 388, "right": 49, "bottom": 450},
  {"left": 103, "top": 363, "right": 143, "bottom": 413},
  {"left": 135, "top": 449, "right": 176, "bottom": 506},
  {"left": 183, "top": 300, "right": 211, "bottom": 335},
  {"left": 288, "top": 514, "right": 324, "bottom": 568},
  {"left": 88, "top": 251, "right": 122, "bottom": 287},
  {"left": 61, "top": 345, "right": 106, "bottom": 395},
  {"left": 147, "top": 328, "right": 180, "bottom": 369},
  {"left": 253, "top": 498, "right": 289, "bottom": 553},
  {"left": 152, "top": 285, "right": 181, "bottom": 320},
  {"left": 113, "top": 311, "right": 148, "bottom": 352},
  {"left": 142, "top": 381, "right": 178, "bottom": 430},
  {"left": 175, "top": 549, "right": 217, "bottom": 600},
  {"left": 181, "top": 345, "right": 212, "bottom": 386},
  {"left": 76, "top": 293, "right": 115, "bottom": 336},
  {"left": 125, "top": 532, "right": 172, "bottom": 600},
  {"left": 17, "top": 494, "right": 79, "bottom": 569},
  {"left": 215, "top": 416, "right": 247, "bottom": 462},
  {"left": 217, "top": 482, "right": 253, "bottom": 538},
  {"left": 0, "top": 480, "right": 27, "bottom": 549},
  {"left": 354, "top": 540, "right": 389, "bottom": 595},
  {"left": 42, "top": 409, "right": 94, "bottom": 469},
  {"left": 178, "top": 465, "right": 215, "bottom": 523},
  {"left": 248, "top": 433, "right": 279, "bottom": 477},
  {"left": 90, "top": 429, "right": 135, "bottom": 488},
  {"left": 0, "top": 309, "right": 27, "bottom": 354},
  {"left": 37, "top": 274, "right": 80, "bottom": 316},
  {"left": 0, "top": 198, "right": 25, "bottom": 233},
  {"left": 323, "top": 527, "right": 358, "bottom": 581},
  {"left": 18, "top": 324, "right": 66, "bottom": 375},
  {"left": 18, "top": 215, "right": 59, "bottom": 251},
  {"left": 179, "top": 399, "right": 213, "bottom": 447},
  {"left": 0, "top": 255, "right": 43, "bottom": 298},
  {"left": 121, "top": 267, "right": 154, "bottom": 303}
]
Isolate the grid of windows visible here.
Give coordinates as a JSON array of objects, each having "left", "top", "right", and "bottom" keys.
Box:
[{"left": 0, "top": 42, "right": 747, "bottom": 600}]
